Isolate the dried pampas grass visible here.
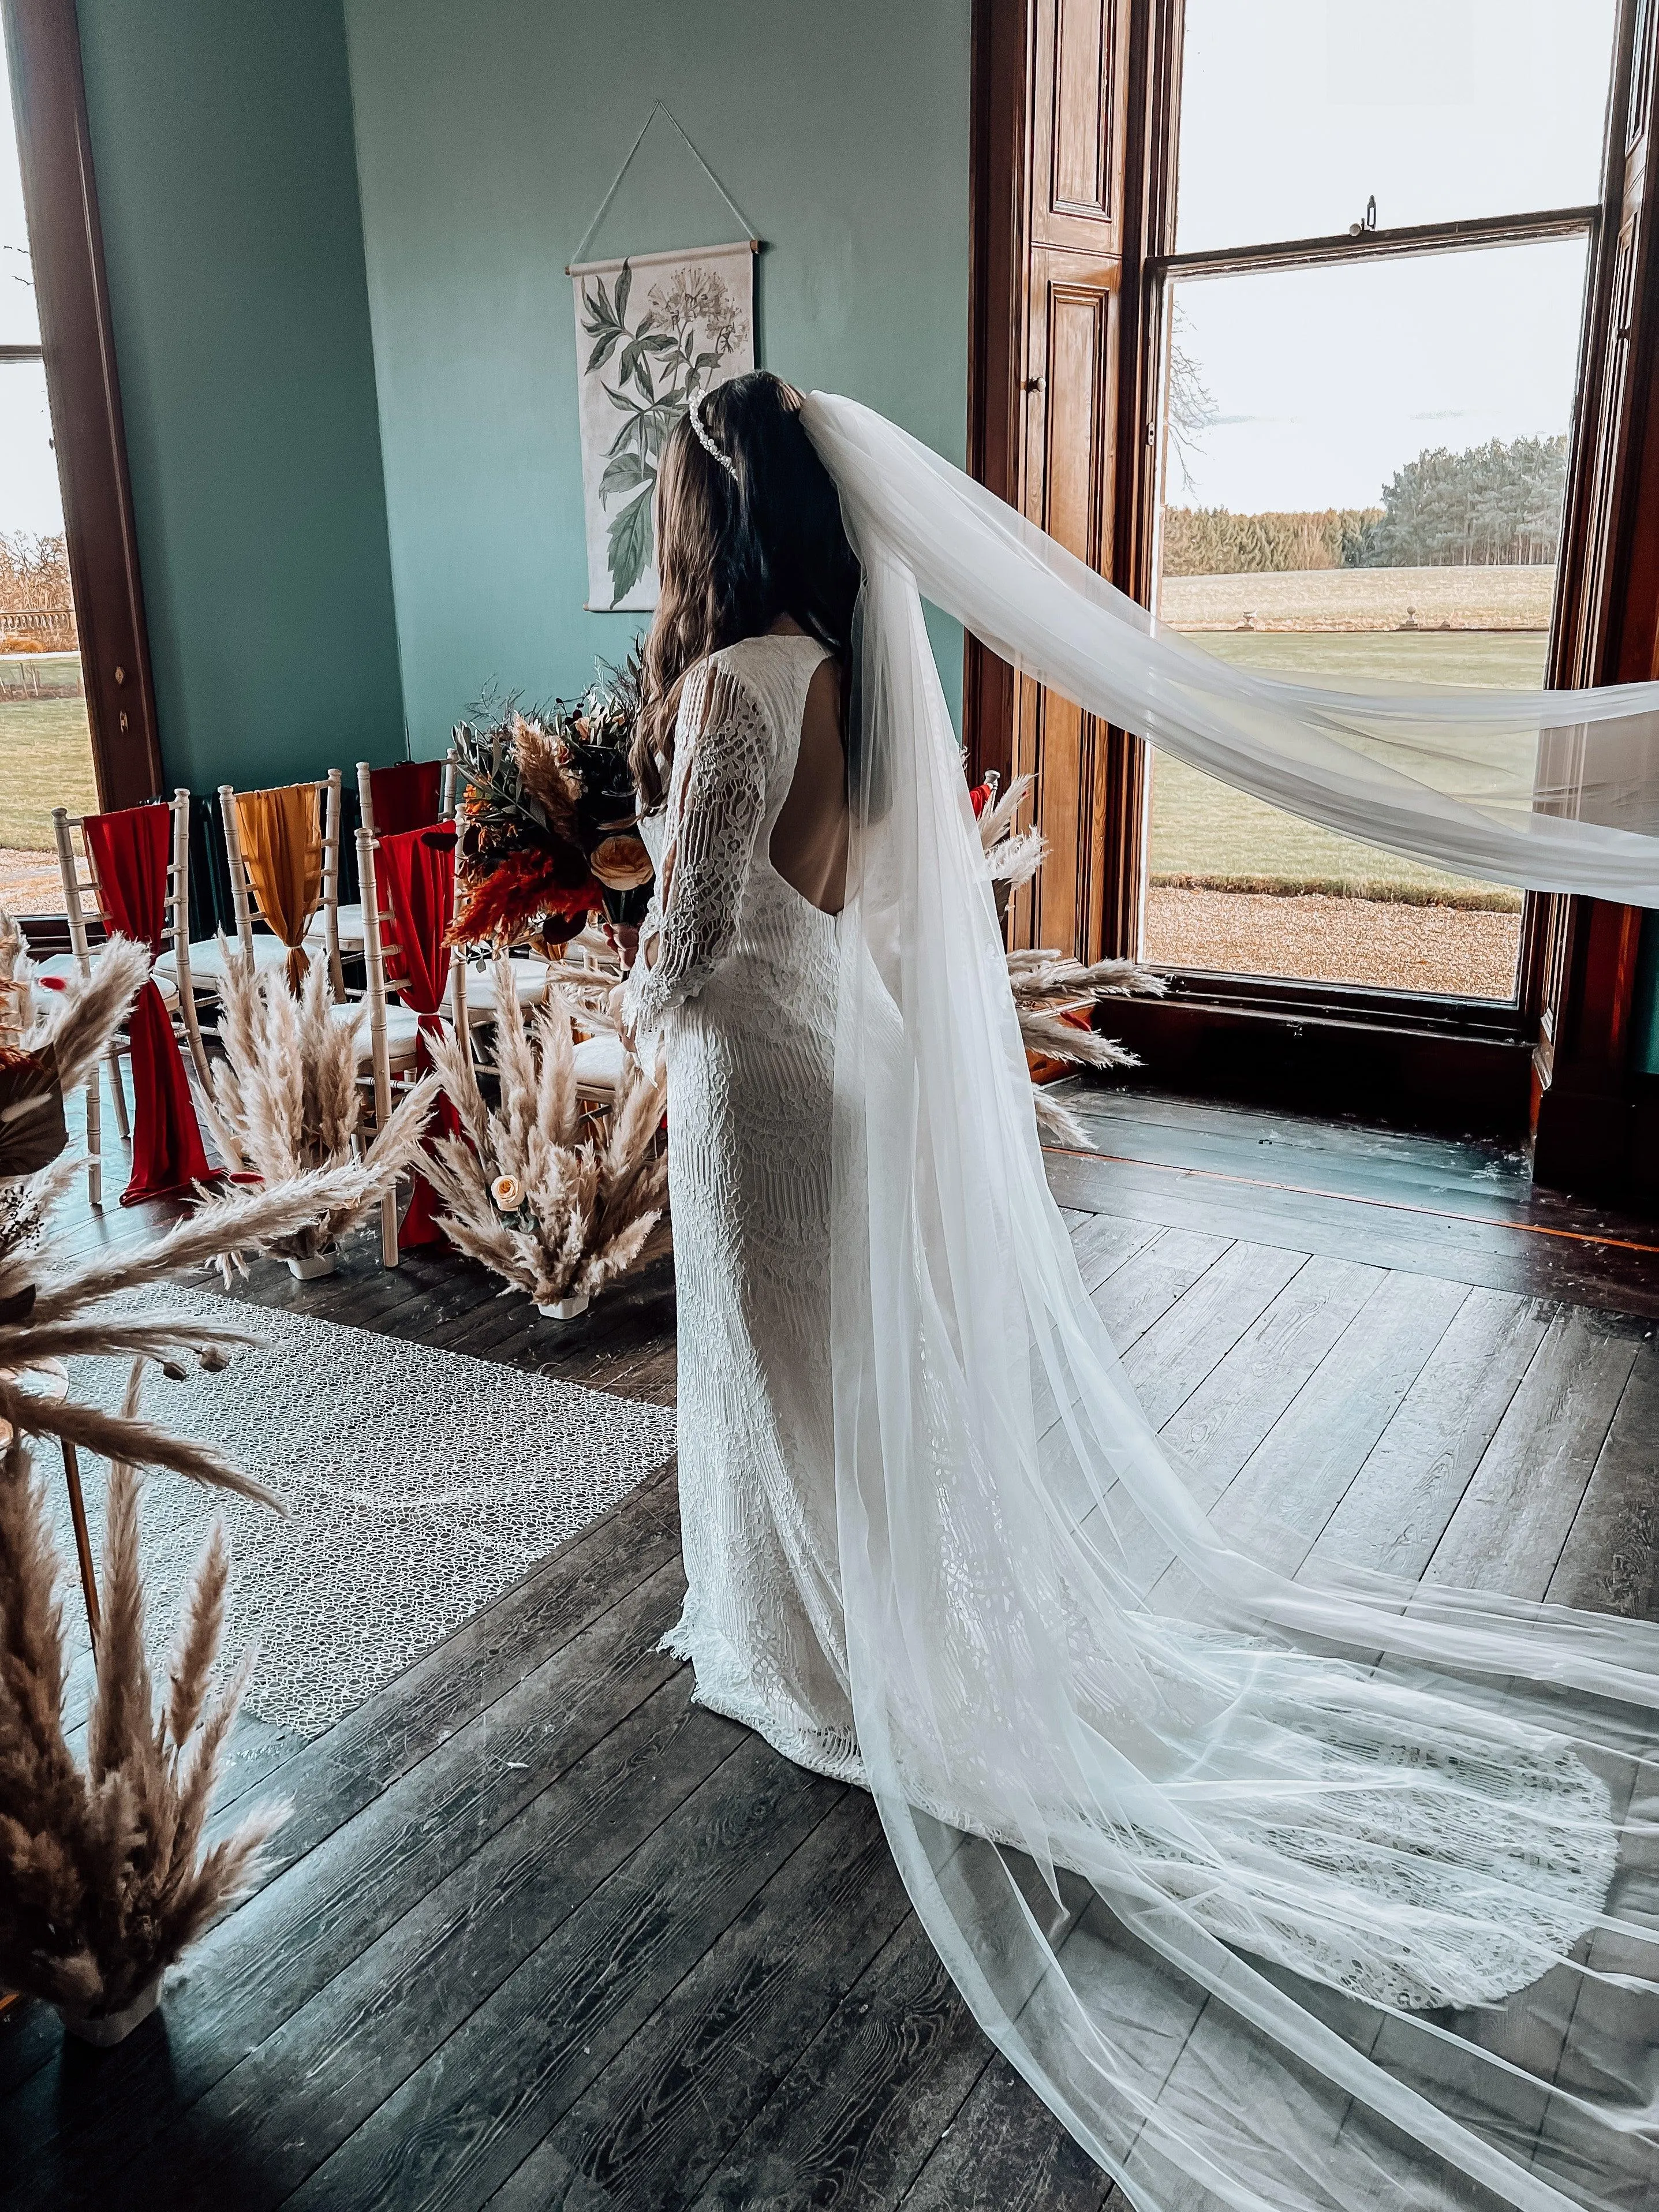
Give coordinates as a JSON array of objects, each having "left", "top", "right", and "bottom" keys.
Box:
[
  {"left": 1008, "top": 948, "right": 1167, "bottom": 1148},
  {"left": 978, "top": 772, "right": 1047, "bottom": 893},
  {"left": 0, "top": 1389, "right": 284, "bottom": 2026},
  {"left": 23, "top": 934, "right": 151, "bottom": 1100},
  {"left": 971, "top": 779, "right": 1167, "bottom": 1141},
  {"left": 193, "top": 949, "right": 437, "bottom": 1262},
  {"left": 424, "top": 959, "right": 666, "bottom": 1310}
]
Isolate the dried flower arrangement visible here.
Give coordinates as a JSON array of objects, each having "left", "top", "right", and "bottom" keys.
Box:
[
  {"left": 1, "top": 947, "right": 391, "bottom": 2038},
  {"left": 0, "top": 1387, "right": 283, "bottom": 2040},
  {"left": 972, "top": 771, "right": 1167, "bottom": 1143},
  {"left": 449, "top": 658, "right": 654, "bottom": 958},
  {"left": 193, "top": 950, "right": 438, "bottom": 1276},
  {"left": 423, "top": 960, "right": 666, "bottom": 1319}
]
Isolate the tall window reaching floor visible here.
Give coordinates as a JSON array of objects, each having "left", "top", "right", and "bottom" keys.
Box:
[
  {"left": 0, "top": 24, "right": 94, "bottom": 913},
  {"left": 1142, "top": 0, "right": 1620, "bottom": 1002}
]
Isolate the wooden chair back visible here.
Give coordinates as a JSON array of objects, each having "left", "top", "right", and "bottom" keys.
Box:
[
  {"left": 218, "top": 772, "right": 340, "bottom": 982},
  {"left": 355, "top": 825, "right": 468, "bottom": 1267},
  {"left": 48, "top": 791, "right": 208, "bottom": 1200}
]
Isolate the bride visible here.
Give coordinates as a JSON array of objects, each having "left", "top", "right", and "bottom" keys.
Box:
[{"left": 619, "top": 371, "right": 1659, "bottom": 2212}]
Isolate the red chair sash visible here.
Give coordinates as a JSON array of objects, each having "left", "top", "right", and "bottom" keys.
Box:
[
  {"left": 369, "top": 761, "right": 443, "bottom": 839},
  {"left": 81, "top": 805, "right": 214, "bottom": 1205},
  {"left": 375, "top": 827, "right": 459, "bottom": 1250}
]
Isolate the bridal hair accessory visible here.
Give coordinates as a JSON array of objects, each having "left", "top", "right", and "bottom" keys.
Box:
[{"left": 686, "top": 389, "right": 739, "bottom": 480}]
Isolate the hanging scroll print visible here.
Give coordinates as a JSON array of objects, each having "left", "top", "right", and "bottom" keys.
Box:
[{"left": 571, "top": 241, "right": 755, "bottom": 610}]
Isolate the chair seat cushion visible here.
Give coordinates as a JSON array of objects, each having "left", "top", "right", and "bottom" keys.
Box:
[
  {"left": 303, "top": 903, "right": 366, "bottom": 951},
  {"left": 571, "top": 1033, "right": 625, "bottom": 1097},
  {"left": 157, "top": 936, "right": 290, "bottom": 985},
  {"left": 463, "top": 956, "right": 553, "bottom": 1014},
  {"left": 31, "top": 950, "right": 180, "bottom": 1012},
  {"left": 328, "top": 998, "right": 425, "bottom": 1064}
]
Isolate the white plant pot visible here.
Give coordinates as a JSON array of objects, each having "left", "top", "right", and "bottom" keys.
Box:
[
  {"left": 286, "top": 1250, "right": 337, "bottom": 1281},
  {"left": 56, "top": 1970, "right": 163, "bottom": 2047},
  {"left": 536, "top": 1290, "right": 591, "bottom": 1322}
]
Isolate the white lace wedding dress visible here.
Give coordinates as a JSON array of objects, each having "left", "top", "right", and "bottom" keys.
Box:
[
  {"left": 611, "top": 393, "right": 1659, "bottom": 2210},
  {"left": 623, "top": 632, "right": 862, "bottom": 1781}
]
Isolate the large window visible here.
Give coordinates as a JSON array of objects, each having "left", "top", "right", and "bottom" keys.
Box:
[
  {"left": 1142, "top": 0, "right": 1619, "bottom": 1003},
  {"left": 2, "top": 0, "right": 161, "bottom": 919},
  {"left": 0, "top": 23, "right": 94, "bottom": 913}
]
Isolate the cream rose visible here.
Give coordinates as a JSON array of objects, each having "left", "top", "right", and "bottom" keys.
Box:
[{"left": 490, "top": 1174, "right": 522, "bottom": 1212}]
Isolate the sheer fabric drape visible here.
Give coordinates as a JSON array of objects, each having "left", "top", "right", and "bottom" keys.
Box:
[{"left": 802, "top": 390, "right": 1659, "bottom": 2212}]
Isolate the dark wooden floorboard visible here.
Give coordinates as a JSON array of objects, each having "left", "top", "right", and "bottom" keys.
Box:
[
  {"left": 280, "top": 1740, "right": 842, "bottom": 2212},
  {"left": 668, "top": 1911, "right": 993, "bottom": 2212},
  {"left": 7, "top": 1075, "right": 1657, "bottom": 2207},
  {"left": 489, "top": 1792, "right": 915, "bottom": 2209},
  {"left": 897, "top": 2047, "right": 1116, "bottom": 2212}
]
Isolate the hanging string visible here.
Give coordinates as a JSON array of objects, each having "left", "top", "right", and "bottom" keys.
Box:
[{"left": 566, "top": 100, "right": 760, "bottom": 272}]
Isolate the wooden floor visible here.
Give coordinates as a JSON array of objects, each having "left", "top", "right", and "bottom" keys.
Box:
[{"left": 3, "top": 1081, "right": 1657, "bottom": 2209}]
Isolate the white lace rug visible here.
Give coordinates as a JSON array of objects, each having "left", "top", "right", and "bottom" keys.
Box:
[{"left": 54, "top": 1288, "right": 677, "bottom": 1739}]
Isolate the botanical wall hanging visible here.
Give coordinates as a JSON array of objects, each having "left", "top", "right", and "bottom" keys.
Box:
[
  {"left": 572, "top": 240, "right": 754, "bottom": 610},
  {"left": 566, "top": 101, "right": 759, "bottom": 612}
]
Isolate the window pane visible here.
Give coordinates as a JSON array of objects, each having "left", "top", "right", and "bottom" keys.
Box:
[
  {"left": 1145, "top": 237, "right": 1587, "bottom": 999},
  {"left": 1175, "top": 0, "right": 1617, "bottom": 254},
  {"left": 0, "top": 33, "right": 39, "bottom": 345},
  {"left": 2, "top": 360, "right": 96, "bottom": 909}
]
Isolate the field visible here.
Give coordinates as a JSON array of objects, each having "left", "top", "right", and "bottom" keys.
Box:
[
  {"left": 1158, "top": 562, "right": 1556, "bottom": 633},
  {"left": 1146, "top": 626, "right": 1549, "bottom": 903},
  {"left": 1142, "top": 618, "right": 1546, "bottom": 999},
  {"left": 1, "top": 652, "right": 98, "bottom": 850}
]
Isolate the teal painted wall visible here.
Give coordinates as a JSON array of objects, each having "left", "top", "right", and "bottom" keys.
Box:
[
  {"left": 75, "top": 0, "right": 405, "bottom": 793},
  {"left": 1634, "top": 911, "right": 1659, "bottom": 1078},
  {"left": 341, "top": 0, "right": 972, "bottom": 754}
]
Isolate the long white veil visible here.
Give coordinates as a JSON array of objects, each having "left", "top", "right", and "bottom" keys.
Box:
[{"left": 803, "top": 390, "right": 1659, "bottom": 2212}]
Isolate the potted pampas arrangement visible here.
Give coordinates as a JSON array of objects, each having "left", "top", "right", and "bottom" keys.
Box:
[
  {"left": 974, "top": 772, "right": 1167, "bottom": 1143},
  {"left": 193, "top": 949, "right": 439, "bottom": 1279},
  {"left": 2, "top": 944, "right": 407, "bottom": 2042},
  {"left": 423, "top": 960, "right": 666, "bottom": 1321},
  {"left": 0, "top": 1380, "right": 283, "bottom": 2043}
]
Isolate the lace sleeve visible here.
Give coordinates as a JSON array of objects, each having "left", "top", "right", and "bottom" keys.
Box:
[{"left": 622, "top": 657, "right": 773, "bottom": 1052}]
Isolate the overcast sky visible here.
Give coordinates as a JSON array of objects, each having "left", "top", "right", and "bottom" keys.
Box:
[
  {"left": 0, "top": 32, "right": 59, "bottom": 547},
  {"left": 1171, "top": 0, "right": 1618, "bottom": 511},
  {"left": 0, "top": 3, "right": 1628, "bottom": 547}
]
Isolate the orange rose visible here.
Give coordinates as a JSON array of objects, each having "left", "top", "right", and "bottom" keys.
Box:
[{"left": 590, "top": 834, "right": 654, "bottom": 892}]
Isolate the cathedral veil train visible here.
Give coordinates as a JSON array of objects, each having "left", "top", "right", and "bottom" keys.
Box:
[{"left": 621, "top": 372, "right": 1659, "bottom": 2212}]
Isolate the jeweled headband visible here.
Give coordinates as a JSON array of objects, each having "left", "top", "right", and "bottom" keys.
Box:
[{"left": 686, "top": 388, "right": 738, "bottom": 480}]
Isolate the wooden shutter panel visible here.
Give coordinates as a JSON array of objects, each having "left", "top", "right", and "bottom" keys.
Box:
[
  {"left": 978, "top": 0, "right": 1137, "bottom": 962},
  {"left": 1532, "top": 0, "right": 1659, "bottom": 1191}
]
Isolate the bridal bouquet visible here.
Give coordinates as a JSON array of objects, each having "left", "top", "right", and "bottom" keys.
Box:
[{"left": 449, "top": 657, "right": 654, "bottom": 957}]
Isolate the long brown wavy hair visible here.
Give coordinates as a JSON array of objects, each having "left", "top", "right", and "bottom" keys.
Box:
[{"left": 632, "top": 372, "right": 861, "bottom": 812}]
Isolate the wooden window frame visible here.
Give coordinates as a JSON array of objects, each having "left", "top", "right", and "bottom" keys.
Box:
[
  {"left": 969, "top": 0, "right": 1654, "bottom": 1137},
  {"left": 3, "top": 0, "right": 161, "bottom": 821}
]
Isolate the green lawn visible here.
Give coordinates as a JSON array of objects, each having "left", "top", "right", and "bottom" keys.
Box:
[
  {"left": 1148, "top": 629, "right": 1548, "bottom": 905},
  {"left": 1, "top": 664, "right": 99, "bottom": 848}
]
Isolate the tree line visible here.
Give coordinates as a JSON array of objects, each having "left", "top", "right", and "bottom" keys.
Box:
[
  {"left": 0, "top": 530, "right": 72, "bottom": 614},
  {"left": 1163, "top": 435, "right": 1568, "bottom": 576}
]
